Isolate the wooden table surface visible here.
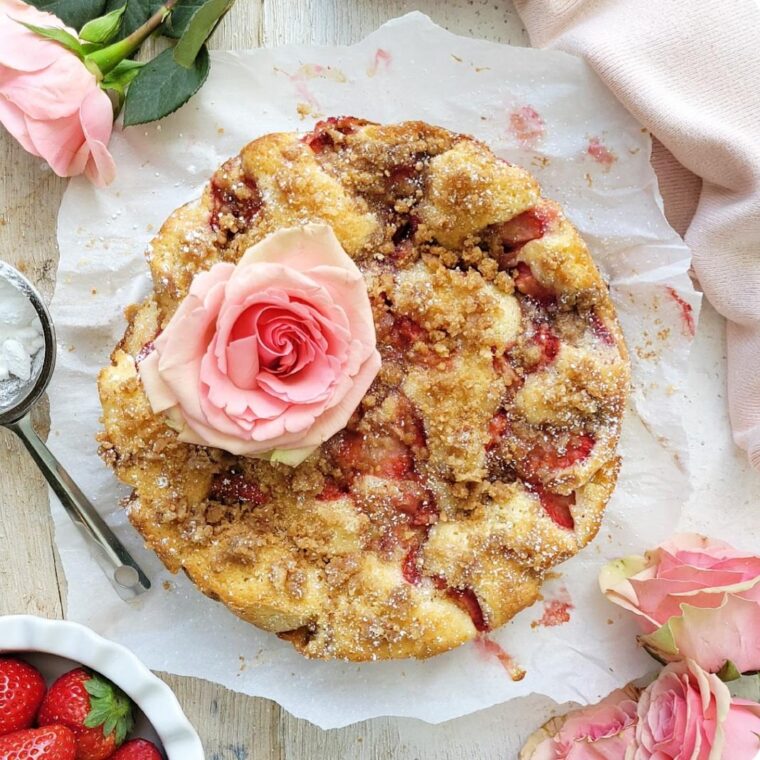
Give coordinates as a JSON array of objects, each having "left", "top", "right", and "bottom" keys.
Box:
[{"left": 0, "top": 1, "right": 546, "bottom": 757}]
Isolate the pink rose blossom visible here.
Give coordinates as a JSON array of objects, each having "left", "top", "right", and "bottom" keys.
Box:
[
  {"left": 139, "top": 224, "right": 381, "bottom": 465},
  {"left": 600, "top": 534, "right": 760, "bottom": 674},
  {"left": 521, "top": 689, "right": 638, "bottom": 759},
  {"left": 0, "top": 0, "right": 115, "bottom": 185},
  {"left": 636, "top": 659, "right": 760, "bottom": 760}
]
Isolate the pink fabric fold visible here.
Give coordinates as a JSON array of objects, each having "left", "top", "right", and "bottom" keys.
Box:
[{"left": 515, "top": 0, "right": 760, "bottom": 470}]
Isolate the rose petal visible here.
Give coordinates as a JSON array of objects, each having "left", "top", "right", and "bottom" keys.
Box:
[
  {"left": 0, "top": 2, "right": 80, "bottom": 72},
  {"left": 0, "top": 94, "right": 36, "bottom": 154},
  {"left": 0, "top": 54, "right": 94, "bottom": 119},
  {"left": 80, "top": 88, "right": 115, "bottom": 186}
]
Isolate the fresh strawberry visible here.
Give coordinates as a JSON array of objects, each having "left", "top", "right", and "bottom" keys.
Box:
[
  {"left": 0, "top": 725, "right": 77, "bottom": 759},
  {"left": 0, "top": 657, "right": 46, "bottom": 735},
  {"left": 38, "top": 669, "right": 133, "bottom": 760},
  {"left": 108, "top": 738, "right": 163, "bottom": 760}
]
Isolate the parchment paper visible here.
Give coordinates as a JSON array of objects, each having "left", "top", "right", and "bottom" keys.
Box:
[{"left": 49, "top": 13, "right": 701, "bottom": 728}]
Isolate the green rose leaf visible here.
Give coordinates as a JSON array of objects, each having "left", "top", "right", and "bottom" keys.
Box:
[
  {"left": 728, "top": 672, "right": 760, "bottom": 702},
  {"left": 79, "top": 4, "right": 125, "bottom": 43},
  {"left": 18, "top": 21, "right": 85, "bottom": 57},
  {"left": 25, "top": 0, "right": 107, "bottom": 31},
  {"left": 160, "top": 0, "right": 205, "bottom": 37},
  {"left": 173, "top": 0, "right": 233, "bottom": 67},
  {"left": 122, "top": 45, "right": 209, "bottom": 126}
]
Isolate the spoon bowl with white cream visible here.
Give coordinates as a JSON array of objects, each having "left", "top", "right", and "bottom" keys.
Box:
[{"left": 0, "top": 261, "right": 150, "bottom": 600}]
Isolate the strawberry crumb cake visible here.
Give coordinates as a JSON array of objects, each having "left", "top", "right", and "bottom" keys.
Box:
[{"left": 98, "top": 118, "right": 630, "bottom": 660}]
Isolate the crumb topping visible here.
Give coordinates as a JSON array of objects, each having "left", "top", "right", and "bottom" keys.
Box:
[{"left": 98, "top": 119, "right": 629, "bottom": 660}]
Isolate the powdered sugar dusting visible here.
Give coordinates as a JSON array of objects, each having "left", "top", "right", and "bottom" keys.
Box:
[{"left": 0, "top": 278, "right": 44, "bottom": 410}]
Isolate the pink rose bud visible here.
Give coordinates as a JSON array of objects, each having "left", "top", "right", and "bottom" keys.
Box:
[
  {"left": 600, "top": 534, "right": 760, "bottom": 674},
  {"left": 636, "top": 659, "right": 760, "bottom": 760},
  {"left": 519, "top": 688, "right": 638, "bottom": 759},
  {"left": 0, "top": 0, "right": 116, "bottom": 185},
  {"left": 139, "top": 224, "right": 381, "bottom": 465}
]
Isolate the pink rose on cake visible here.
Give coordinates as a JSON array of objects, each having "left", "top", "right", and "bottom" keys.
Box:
[
  {"left": 139, "top": 224, "right": 381, "bottom": 466},
  {"left": 600, "top": 534, "right": 760, "bottom": 674}
]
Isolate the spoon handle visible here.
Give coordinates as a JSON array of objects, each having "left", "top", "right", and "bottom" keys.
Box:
[{"left": 7, "top": 414, "right": 151, "bottom": 600}]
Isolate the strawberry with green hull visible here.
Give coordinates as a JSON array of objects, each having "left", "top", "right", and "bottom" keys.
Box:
[
  {"left": 38, "top": 668, "right": 134, "bottom": 760},
  {"left": 0, "top": 724, "right": 77, "bottom": 759},
  {"left": 0, "top": 657, "right": 47, "bottom": 734}
]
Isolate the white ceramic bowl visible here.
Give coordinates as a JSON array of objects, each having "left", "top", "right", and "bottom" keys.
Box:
[{"left": 0, "top": 615, "right": 204, "bottom": 759}]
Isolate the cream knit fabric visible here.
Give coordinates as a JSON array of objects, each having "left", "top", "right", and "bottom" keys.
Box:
[{"left": 515, "top": 0, "right": 760, "bottom": 469}]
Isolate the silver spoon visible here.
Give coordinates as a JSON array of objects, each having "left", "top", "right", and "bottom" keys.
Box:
[{"left": 0, "top": 260, "right": 150, "bottom": 600}]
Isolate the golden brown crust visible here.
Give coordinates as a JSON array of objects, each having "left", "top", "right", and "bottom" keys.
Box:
[{"left": 98, "top": 118, "right": 630, "bottom": 660}]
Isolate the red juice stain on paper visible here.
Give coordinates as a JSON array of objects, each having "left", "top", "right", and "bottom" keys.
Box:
[
  {"left": 587, "top": 137, "right": 616, "bottom": 168},
  {"left": 666, "top": 286, "right": 696, "bottom": 337},
  {"left": 277, "top": 63, "right": 348, "bottom": 107},
  {"left": 367, "top": 48, "right": 392, "bottom": 77},
  {"left": 509, "top": 105, "right": 545, "bottom": 148},
  {"left": 532, "top": 588, "right": 574, "bottom": 628},
  {"left": 475, "top": 634, "right": 526, "bottom": 681}
]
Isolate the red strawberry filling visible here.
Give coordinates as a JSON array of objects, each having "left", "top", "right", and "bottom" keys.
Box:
[
  {"left": 334, "top": 431, "right": 416, "bottom": 481},
  {"left": 487, "top": 412, "right": 509, "bottom": 450},
  {"left": 492, "top": 351, "right": 521, "bottom": 387},
  {"left": 532, "top": 322, "right": 560, "bottom": 367},
  {"left": 590, "top": 312, "right": 615, "bottom": 346},
  {"left": 391, "top": 487, "right": 438, "bottom": 527},
  {"left": 447, "top": 587, "right": 488, "bottom": 631},
  {"left": 302, "top": 116, "right": 363, "bottom": 153},
  {"left": 209, "top": 469, "right": 268, "bottom": 506},
  {"left": 209, "top": 175, "right": 262, "bottom": 231},
  {"left": 496, "top": 206, "right": 556, "bottom": 269},
  {"left": 499, "top": 208, "right": 548, "bottom": 248},
  {"left": 519, "top": 433, "right": 595, "bottom": 479},
  {"left": 431, "top": 576, "right": 488, "bottom": 630},
  {"left": 316, "top": 479, "right": 347, "bottom": 501},
  {"left": 375, "top": 445, "right": 415, "bottom": 479},
  {"left": 393, "top": 315, "right": 427, "bottom": 350},
  {"left": 402, "top": 544, "right": 423, "bottom": 585},
  {"left": 513, "top": 262, "right": 556, "bottom": 305},
  {"left": 534, "top": 486, "right": 576, "bottom": 530}
]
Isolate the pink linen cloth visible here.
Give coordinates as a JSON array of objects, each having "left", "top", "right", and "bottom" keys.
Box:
[{"left": 515, "top": 0, "right": 760, "bottom": 470}]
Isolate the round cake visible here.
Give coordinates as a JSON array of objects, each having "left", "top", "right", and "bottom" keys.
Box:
[{"left": 98, "top": 118, "right": 630, "bottom": 660}]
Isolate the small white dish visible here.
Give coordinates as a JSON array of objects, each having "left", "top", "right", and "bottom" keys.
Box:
[{"left": 0, "top": 615, "right": 204, "bottom": 759}]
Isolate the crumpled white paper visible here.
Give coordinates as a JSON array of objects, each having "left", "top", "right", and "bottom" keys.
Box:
[{"left": 49, "top": 13, "right": 701, "bottom": 728}]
